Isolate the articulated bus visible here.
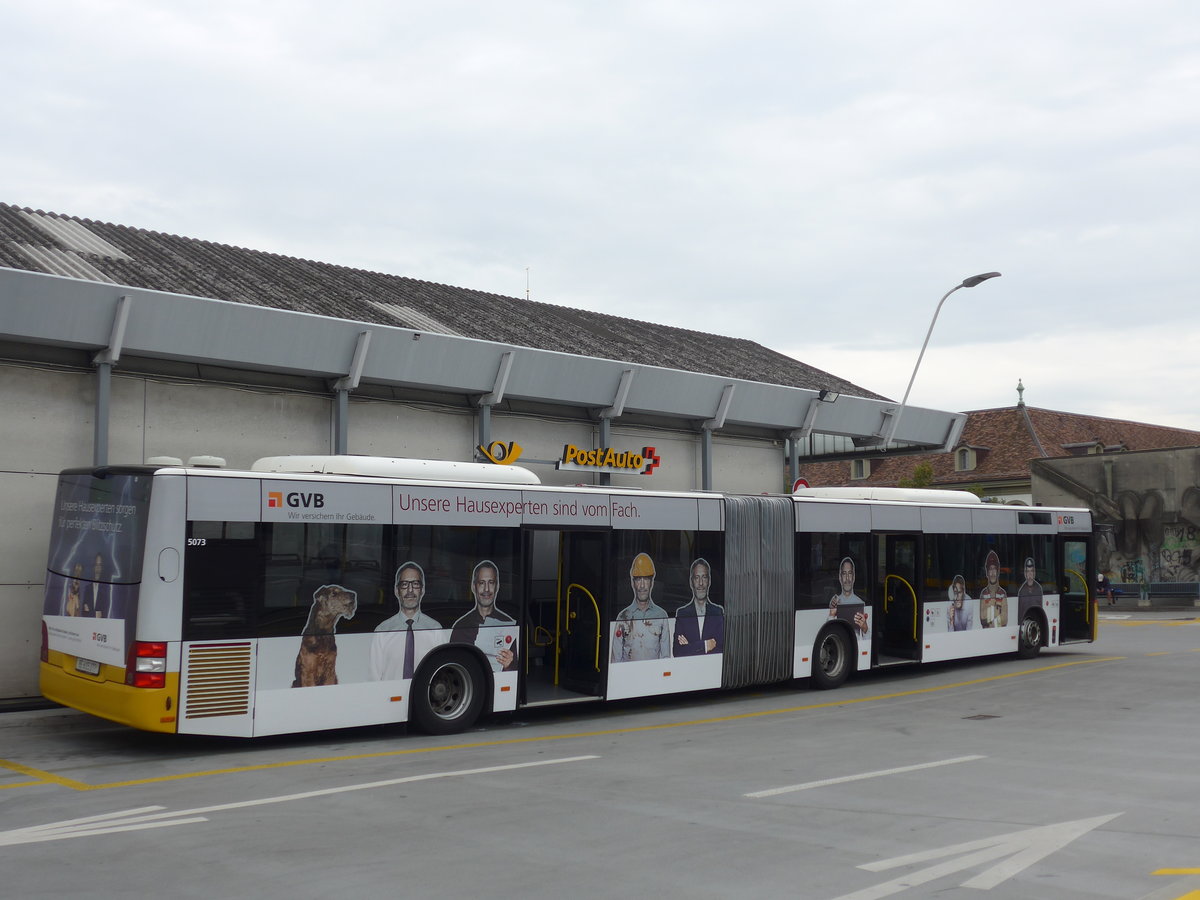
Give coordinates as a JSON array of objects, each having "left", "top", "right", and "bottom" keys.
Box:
[{"left": 40, "top": 456, "right": 1097, "bottom": 737}]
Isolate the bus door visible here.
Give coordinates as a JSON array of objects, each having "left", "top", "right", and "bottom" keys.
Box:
[
  {"left": 874, "top": 532, "right": 921, "bottom": 663},
  {"left": 1057, "top": 535, "right": 1096, "bottom": 643},
  {"left": 522, "top": 529, "right": 606, "bottom": 704}
]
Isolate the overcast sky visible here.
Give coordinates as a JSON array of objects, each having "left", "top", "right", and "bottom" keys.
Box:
[{"left": 4, "top": 1, "right": 1199, "bottom": 428}]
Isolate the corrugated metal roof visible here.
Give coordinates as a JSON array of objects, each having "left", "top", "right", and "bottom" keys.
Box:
[
  {"left": 366, "top": 300, "right": 462, "bottom": 336},
  {"left": 9, "top": 243, "right": 116, "bottom": 283},
  {"left": 18, "top": 209, "right": 130, "bottom": 260},
  {"left": 0, "top": 202, "right": 886, "bottom": 402}
]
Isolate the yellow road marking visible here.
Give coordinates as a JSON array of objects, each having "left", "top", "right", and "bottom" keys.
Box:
[
  {"left": 1154, "top": 869, "right": 1200, "bottom": 875},
  {"left": 0, "top": 758, "right": 91, "bottom": 792},
  {"left": 2, "top": 655, "right": 1123, "bottom": 792}
]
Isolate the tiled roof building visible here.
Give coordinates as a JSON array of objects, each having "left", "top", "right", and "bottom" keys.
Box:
[{"left": 799, "top": 401, "right": 1200, "bottom": 503}]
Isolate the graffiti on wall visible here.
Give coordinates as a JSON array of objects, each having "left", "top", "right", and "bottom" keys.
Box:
[{"left": 1105, "top": 488, "right": 1200, "bottom": 584}]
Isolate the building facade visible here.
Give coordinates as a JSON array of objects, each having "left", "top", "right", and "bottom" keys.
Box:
[
  {"left": 1, "top": 202, "right": 967, "bottom": 699},
  {"left": 800, "top": 399, "right": 1200, "bottom": 506},
  {"left": 800, "top": 396, "right": 1200, "bottom": 602},
  {"left": 1032, "top": 448, "right": 1200, "bottom": 598}
]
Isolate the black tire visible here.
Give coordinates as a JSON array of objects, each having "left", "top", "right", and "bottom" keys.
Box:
[
  {"left": 411, "top": 650, "right": 486, "bottom": 735},
  {"left": 1017, "top": 614, "right": 1043, "bottom": 659},
  {"left": 812, "top": 626, "right": 852, "bottom": 690}
]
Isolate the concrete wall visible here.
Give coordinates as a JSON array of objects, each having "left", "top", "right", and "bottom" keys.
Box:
[
  {"left": 1032, "top": 448, "right": 1200, "bottom": 586},
  {"left": 350, "top": 395, "right": 471, "bottom": 461},
  {"left": 2, "top": 360, "right": 790, "bottom": 699},
  {"left": 144, "top": 381, "right": 333, "bottom": 467},
  {"left": 1, "top": 364, "right": 96, "bottom": 697}
]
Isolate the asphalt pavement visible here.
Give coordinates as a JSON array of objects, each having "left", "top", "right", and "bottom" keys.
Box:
[{"left": 2, "top": 610, "right": 1199, "bottom": 899}]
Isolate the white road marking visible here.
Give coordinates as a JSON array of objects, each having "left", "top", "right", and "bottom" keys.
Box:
[
  {"left": 0, "top": 755, "right": 600, "bottom": 847},
  {"left": 831, "top": 813, "right": 1122, "bottom": 899},
  {"left": 744, "top": 755, "right": 985, "bottom": 798}
]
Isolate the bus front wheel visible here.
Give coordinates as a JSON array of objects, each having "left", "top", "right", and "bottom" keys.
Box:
[
  {"left": 812, "top": 627, "right": 851, "bottom": 690},
  {"left": 411, "top": 650, "right": 485, "bottom": 735}
]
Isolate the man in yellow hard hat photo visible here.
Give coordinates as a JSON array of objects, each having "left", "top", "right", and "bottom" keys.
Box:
[{"left": 611, "top": 553, "right": 671, "bottom": 662}]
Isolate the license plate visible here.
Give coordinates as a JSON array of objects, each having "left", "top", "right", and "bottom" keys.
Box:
[{"left": 74, "top": 657, "right": 101, "bottom": 676}]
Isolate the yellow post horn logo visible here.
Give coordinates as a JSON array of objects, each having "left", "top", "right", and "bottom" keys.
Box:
[{"left": 478, "top": 440, "right": 524, "bottom": 465}]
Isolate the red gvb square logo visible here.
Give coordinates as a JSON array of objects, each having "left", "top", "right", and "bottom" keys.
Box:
[{"left": 267, "top": 491, "right": 284, "bottom": 508}]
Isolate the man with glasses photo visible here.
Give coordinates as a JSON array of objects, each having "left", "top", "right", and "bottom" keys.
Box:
[{"left": 369, "top": 561, "right": 443, "bottom": 681}]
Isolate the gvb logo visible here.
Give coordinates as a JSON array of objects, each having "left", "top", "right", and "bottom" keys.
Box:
[
  {"left": 267, "top": 491, "right": 325, "bottom": 509},
  {"left": 287, "top": 492, "right": 325, "bottom": 508}
]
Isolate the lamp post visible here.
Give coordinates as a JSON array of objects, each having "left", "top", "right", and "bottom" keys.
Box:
[{"left": 883, "top": 272, "right": 1001, "bottom": 449}]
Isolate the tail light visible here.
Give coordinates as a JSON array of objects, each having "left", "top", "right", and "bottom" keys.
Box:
[
  {"left": 41, "top": 621, "right": 48, "bottom": 663},
  {"left": 126, "top": 641, "right": 168, "bottom": 689}
]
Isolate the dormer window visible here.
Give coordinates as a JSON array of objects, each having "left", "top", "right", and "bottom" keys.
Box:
[
  {"left": 851, "top": 458, "right": 871, "bottom": 480},
  {"left": 955, "top": 448, "right": 976, "bottom": 472},
  {"left": 1061, "top": 441, "right": 1101, "bottom": 457}
]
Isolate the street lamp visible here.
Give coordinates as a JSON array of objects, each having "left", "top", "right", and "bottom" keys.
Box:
[{"left": 882, "top": 272, "right": 1001, "bottom": 449}]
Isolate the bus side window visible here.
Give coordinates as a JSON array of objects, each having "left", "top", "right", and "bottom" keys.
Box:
[
  {"left": 264, "top": 553, "right": 302, "bottom": 608},
  {"left": 183, "top": 526, "right": 260, "bottom": 640}
]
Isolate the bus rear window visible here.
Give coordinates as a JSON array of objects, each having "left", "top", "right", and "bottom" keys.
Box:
[{"left": 46, "top": 469, "right": 153, "bottom": 584}]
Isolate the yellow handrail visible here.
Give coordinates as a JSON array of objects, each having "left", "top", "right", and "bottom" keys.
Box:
[
  {"left": 566, "top": 583, "right": 602, "bottom": 672},
  {"left": 1066, "top": 568, "right": 1091, "bottom": 624},
  {"left": 552, "top": 538, "right": 564, "bottom": 685},
  {"left": 884, "top": 573, "right": 919, "bottom": 640}
]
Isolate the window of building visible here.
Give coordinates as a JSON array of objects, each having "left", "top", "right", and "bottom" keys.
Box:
[
  {"left": 955, "top": 448, "right": 976, "bottom": 472},
  {"left": 1062, "top": 441, "right": 1101, "bottom": 456},
  {"left": 851, "top": 458, "right": 870, "bottom": 480}
]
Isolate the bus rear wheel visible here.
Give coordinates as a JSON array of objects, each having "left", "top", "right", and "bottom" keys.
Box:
[
  {"left": 812, "top": 627, "right": 851, "bottom": 690},
  {"left": 411, "top": 650, "right": 485, "bottom": 735},
  {"left": 1017, "top": 614, "right": 1043, "bottom": 659}
]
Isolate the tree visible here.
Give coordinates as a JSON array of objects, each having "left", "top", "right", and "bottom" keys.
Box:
[{"left": 897, "top": 462, "right": 934, "bottom": 489}]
